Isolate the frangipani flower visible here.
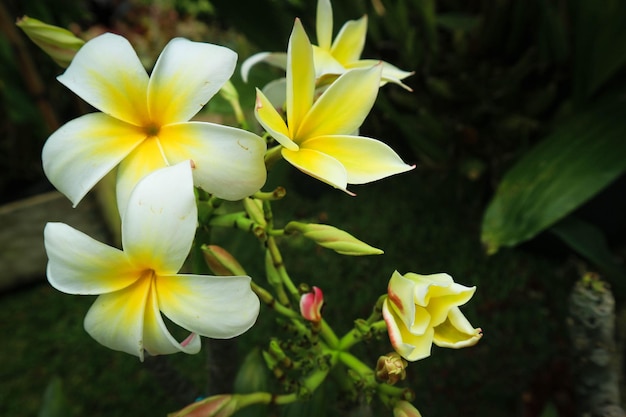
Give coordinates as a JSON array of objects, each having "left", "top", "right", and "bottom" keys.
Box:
[
  {"left": 382, "top": 271, "right": 482, "bottom": 361},
  {"left": 43, "top": 33, "right": 266, "bottom": 213},
  {"left": 44, "top": 162, "right": 260, "bottom": 360},
  {"left": 242, "top": 0, "right": 413, "bottom": 89},
  {"left": 254, "top": 19, "right": 414, "bottom": 194}
]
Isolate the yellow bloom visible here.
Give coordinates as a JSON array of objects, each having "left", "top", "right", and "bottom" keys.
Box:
[
  {"left": 44, "top": 162, "right": 260, "bottom": 360},
  {"left": 42, "top": 33, "right": 266, "bottom": 213},
  {"left": 242, "top": 0, "right": 413, "bottom": 89},
  {"left": 382, "top": 271, "right": 482, "bottom": 361},
  {"left": 254, "top": 19, "right": 414, "bottom": 194}
]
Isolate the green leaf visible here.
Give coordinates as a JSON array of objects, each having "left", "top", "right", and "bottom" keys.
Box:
[
  {"left": 38, "top": 377, "right": 70, "bottom": 417},
  {"left": 481, "top": 94, "right": 626, "bottom": 253},
  {"left": 550, "top": 216, "right": 626, "bottom": 283}
]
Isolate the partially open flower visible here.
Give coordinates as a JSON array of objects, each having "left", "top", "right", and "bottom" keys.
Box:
[
  {"left": 300, "top": 286, "right": 324, "bottom": 322},
  {"left": 382, "top": 271, "right": 482, "bottom": 361}
]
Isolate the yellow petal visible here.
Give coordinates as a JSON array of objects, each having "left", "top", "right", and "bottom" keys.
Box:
[
  {"left": 254, "top": 88, "right": 298, "bottom": 150},
  {"left": 281, "top": 147, "right": 349, "bottom": 192},
  {"left": 42, "top": 112, "right": 146, "bottom": 207},
  {"left": 159, "top": 122, "right": 268, "bottom": 199},
  {"left": 300, "top": 135, "right": 415, "bottom": 184},
  {"left": 330, "top": 15, "right": 367, "bottom": 65},
  {"left": 312, "top": 46, "right": 346, "bottom": 79},
  {"left": 383, "top": 298, "right": 434, "bottom": 361},
  {"left": 287, "top": 19, "right": 315, "bottom": 136},
  {"left": 316, "top": 0, "right": 333, "bottom": 50},
  {"left": 115, "top": 137, "right": 169, "bottom": 216},
  {"left": 84, "top": 277, "right": 151, "bottom": 359},
  {"left": 433, "top": 307, "right": 482, "bottom": 349},
  {"left": 57, "top": 33, "right": 150, "bottom": 126},
  {"left": 148, "top": 38, "right": 236, "bottom": 125},
  {"left": 297, "top": 65, "right": 381, "bottom": 139},
  {"left": 348, "top": 59, "right": 414, "bottom": 90}
]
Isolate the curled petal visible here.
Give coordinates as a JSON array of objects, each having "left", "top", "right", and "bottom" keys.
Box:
[
  {"left": 122, "top": 161, "right": 197, "bottom": 274},
  {"left": 148, "top": 38, "right": 237, "bottom": 124},
  {"left": 84, "top": 277, "right": 151, "bottom": 359},
  {"left": 44, "top": 222, "right": 138, "bottom": 295},
  {"left": 316, "top": 0, "right": 333, "bottom": 50},
  {"left": 433, "top": 307, "right": 483, "bottom": 348},
  {"left": 143, "top": 281, "right": 202, "bottom": 357},
  {"left": 57, "top": 32, "right": 149, "bottom": 126},
  {"left": 157, "top": 274, "right": 260, "bottom": 339},
  {"left": 281, "top": 147, "right": 350, "bottom": 193},
  {"left": 241, "top": 52, "right": 287, "bottom": 83},
  {"left": 42, "top": 112, "right": 145, "bottom": 207},
  {"left": 300, "top": 135, "right": 415, "bottom": 184},
  {"left": 383, "top": 298, "right": 434, "bottom": 361},
  {"left": 255, "top": 89, "right": 298, "bottom": 150},
  {"left": 331, "top": 15, "right": 368, "bottom": 65},
  {"left": 160, "top": 122, "right": 267, "bottom": 200},
  {"left": 297, "top": 65, "right": 381, "bottom": 139}
]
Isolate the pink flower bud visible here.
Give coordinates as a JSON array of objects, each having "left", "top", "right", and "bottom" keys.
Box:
[
  {"left": 300, "top": 286, "right": 324, "bottom": 322},
  {"left": 168, "top": 395, "right": 237, "bottom": 417}
]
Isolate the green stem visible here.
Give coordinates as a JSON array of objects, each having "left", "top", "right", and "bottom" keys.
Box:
[
  {"left": 319, "top": 319, "right": 340, "bottom": 349},
  {"left": 338, "top": 320, "right": 387, "bottom": 350},
  {"left": 266, "top": 236, "right": 300, "bottom": 300}
]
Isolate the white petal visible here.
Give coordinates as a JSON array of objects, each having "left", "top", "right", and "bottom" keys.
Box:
[
  {"left": 241, "top": 52, "right": 287, "bottom": 83},
  {"left": 160, "top": 122, "right": 267, "bottom": 200},
  {"left": 84, "top": 278, "right": 150, "bottom": 360},
  {"left": 157, "top": 274, "right": 260, "bottom": 338},
  {"left": 122, "top": 161, "right": 197, "bottom": 274},
  {"left": 42, "top": 113, "right": 145, "bottom": 207},
  {"left": 58, "top": 33, "right": 150, "bottom": 126},
  {"left": 44, "top": 222, "right": 138, "bottom": 294},
  {"left": 148, "top": 38, "right": 237, "bottom": 124}
]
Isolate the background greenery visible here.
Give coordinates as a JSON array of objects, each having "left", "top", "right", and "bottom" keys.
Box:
[{"left": 1, "top": 0, "right": 625, "bottom": 416}]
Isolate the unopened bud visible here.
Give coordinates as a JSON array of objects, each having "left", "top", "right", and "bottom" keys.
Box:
[
  {"left": 300, "top": 286, "right": 324, "bottom": 322},
  {"left": 16, "top": 16, "right": 84, "bottom": 67},
  {"left": 168, "top": 394, "right": 237, "bottom": 417},
  {"left": 393, "top": 401, "right": 422, "bottom": 417},
  {"left": 375, "top": 352, "right": 408, "bottom": 385},
  {"left": 243, "top": 197, "right": 266, "bottom": 226},
  {"left": 284, "top": 221, "right": 383, "bottom": 256},
  {"left": 201, "top": 245, "right": 246, "bottom": 276}
]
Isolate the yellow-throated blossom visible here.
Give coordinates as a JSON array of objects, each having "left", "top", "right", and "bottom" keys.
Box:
[
  {"left": 382, "top": 271, "right": 482, "bottom": 361},
  {"left": 42, "top": 33, "right": 266, "bottom": 213},
  {"left": 242, "top": 0, "right": 413, "bottom": 89},
  {"left": 44, "top": 162, "right": 260, "bottom": 360},
  {"left": 254, "top": 19, "right": 414, "bottom": 194}
]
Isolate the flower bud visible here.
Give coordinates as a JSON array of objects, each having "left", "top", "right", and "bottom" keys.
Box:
[
  {"left": 300, "top": 286, "right": 324, "bottom": 322},
  {"left": 243, "top": 197, "right": 266, "bottom": 226},
  {"left": 393, "top": 401, "right": 422, "bottom": 417},
  {"left": 16, "top": 16, "right": 84, "bottom": 67},
  {"left": 284, "top": 221, "right": 383, "bottom": 256},
  {"left": 169, "top": 394, "right": 237, "bottom": 417},
  {"left": 375, "top": 352, "right": 408, "bottom": 385},
  {"left": 201, "top": 245, "right": 246, "bottom": 276}
]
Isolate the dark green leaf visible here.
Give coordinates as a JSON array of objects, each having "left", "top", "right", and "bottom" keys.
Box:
[
  {"left": 38, "top": 377, "right": 70, "bottom": 417},
  {"left": 550, "top": 216, "right": 626, "bottom": 283},
  {"left": 481, "top": 94, "right": 626, "bottom": 253}
]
